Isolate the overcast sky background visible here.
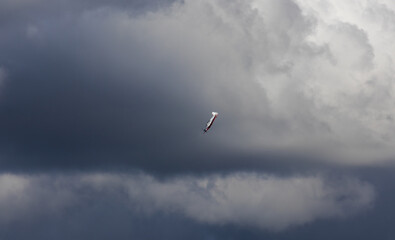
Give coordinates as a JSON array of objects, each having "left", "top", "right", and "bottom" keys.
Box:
[{"left": 1, "top": 0, "right": 395, "bottom": 239}]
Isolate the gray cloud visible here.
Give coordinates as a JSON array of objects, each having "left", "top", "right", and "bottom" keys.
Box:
[
  {"left": 0, "top": 172, "right": 375, "bottom": 231},
  {"left": 0, "top": 0, "right": 394, "bottom": 238},
  {"left": 121, "top": 173, "right": 375, "bottom": 230},
  {"left": 1, "top": 0, "right": 395, "bottom": 171}
]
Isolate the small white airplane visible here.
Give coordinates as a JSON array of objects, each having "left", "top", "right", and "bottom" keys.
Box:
[{"left": 203, "top": 112, "right": 218, "bottom": 133}]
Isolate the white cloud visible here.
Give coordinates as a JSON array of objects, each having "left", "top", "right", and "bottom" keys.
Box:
[
  {"left": 76, "top": 0, "right": 395, "bottom": 164},
  {"left": 120, "top": 173, "right": 375, "bottom": 230},
  {"left": 0, "top": 172, "right": 375, "bottom": 231}
]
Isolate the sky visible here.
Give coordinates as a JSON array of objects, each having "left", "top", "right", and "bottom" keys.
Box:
[{"left": 0, "top": 0, "right": 395, "bottom": 239}]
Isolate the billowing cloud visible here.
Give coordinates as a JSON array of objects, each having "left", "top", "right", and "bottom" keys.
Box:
[
  {"left": 120, "top": 0, "right": 395, "bottom": 163},
  {"left": 0, "top": 0, "right": 394, "bottom": 170},
  {"left": 0, "top": 172, "right": 374, "bottom": 231},
  {"left": 122, "top": 173, "right": 375, "bottom": 230}
]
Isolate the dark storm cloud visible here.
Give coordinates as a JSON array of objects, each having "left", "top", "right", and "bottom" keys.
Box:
[
  {"left": 0, "top": 27, "right": 220, "bottom": 172},
  {"left": 0, "top": 0, "right": 394, "bottom": 238},
  {"left": 1, "top": 0, "right": 395, "bottom": 175},
  {"left": 0, "top": 3, "right": 297, "bottom": 174},
  {"left": 0, "top": 6, "right": 205, "bottom": 172}
]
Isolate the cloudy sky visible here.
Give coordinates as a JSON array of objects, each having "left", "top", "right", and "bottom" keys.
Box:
[{"left": 1, "top": 0, "right": 395, "bottom": 239}]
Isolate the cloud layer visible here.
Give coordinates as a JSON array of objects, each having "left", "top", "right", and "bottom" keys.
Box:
[{"left": 0, "top": 172, "right": 374, "bottom": 231}]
